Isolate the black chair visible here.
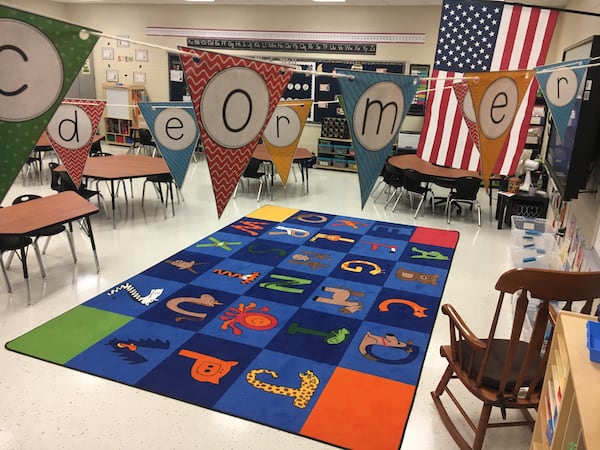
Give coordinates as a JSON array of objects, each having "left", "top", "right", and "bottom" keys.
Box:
[
  {"left": 233, "top": 157, "right": 270, "bottom": 201},
  {"left": 0, "top": 208, "right": 46, "bottom": 294},
  {"left": 11, "top": 194, "right": 77, "bottom": 263},
  {"left": 142, "top": 173, "right": 179, "bottom": 219},
  {"left": 373, "top": 162, "right": 405, "bottom": 211},
  {"left": 48, "top": 162, "right": 109, "bottom": 219},
  {"left": 138, "top": 128, "right": 157, "bottom": 157},
  {"left": 88, "top": 152, "right": 130, "bottom": 201},
  {"left": 446, "top": 176, "right": 482, "bottom": 226},
  {"left": 402, "top": 169, "right": 435, "bottom": 218}
]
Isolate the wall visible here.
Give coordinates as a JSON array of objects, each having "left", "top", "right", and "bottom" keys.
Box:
[{"left": 546, "top": 0, "right": 600, "bottom": 261}]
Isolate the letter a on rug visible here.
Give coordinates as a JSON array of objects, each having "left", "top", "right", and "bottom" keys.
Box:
[{"left": 6, "top": 206, "right": 459, "bottom": 450}]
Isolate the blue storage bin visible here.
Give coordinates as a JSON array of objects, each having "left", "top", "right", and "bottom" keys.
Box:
[{"left": 586, "top": 320, "right": 600, "bottom": 363}]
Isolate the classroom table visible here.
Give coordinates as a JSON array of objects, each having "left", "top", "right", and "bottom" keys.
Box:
[
  {"left": 252, "top": 144, "right": 314, "bottom": 194},
  {"left": 0, "top": 191, "right": 100, "bottom": 305},
  {"left": 388, "top": 154, "right": 482, "bottom": 217},
  {"left": 56, "top": 155, "right": 171, "bottom": 229}
]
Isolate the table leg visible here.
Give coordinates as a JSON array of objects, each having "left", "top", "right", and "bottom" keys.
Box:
[
  {"left": 82, "top": 216, "right": 100, "bottom": 273},
  {"left": 110, "top": 180, "right": 116, "bottom": 229},
  {"left": 19, "top": 244, "right": 31, "bottom": 305},
  {"left": 496, "top": 194, "right": 508, "bottom": 229}
]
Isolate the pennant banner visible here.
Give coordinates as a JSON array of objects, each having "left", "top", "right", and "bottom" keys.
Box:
[
  {"left": 452, "top": 81, "right": 480, "bottom": 151},
  {"left": 46, "top": 99, "right": 106, "bottom": 187},
  {"left": 337, "top": 69, "right": 419, "bottom": 208},
  {"left": 0, "top": 5, "right": 100, "bottom": 201},
  {"left": 138, "top": 102, "right": 200, "bottom": 188},
  {"left": 466, "top": 70, "right": 534, "bottom": 187},
  {"left": 179, "top": 47, "right": 293, "bottom": 217},
  {"left": 261, "top": 100, "right": 312, "bottom": 187},
  {"left": 535, "top": 58, "right": 590, "bottom": 141}
]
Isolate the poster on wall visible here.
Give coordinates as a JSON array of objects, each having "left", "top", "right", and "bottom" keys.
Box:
[{"left": 408, "top": 64, "right": 429, "bottom": 115}]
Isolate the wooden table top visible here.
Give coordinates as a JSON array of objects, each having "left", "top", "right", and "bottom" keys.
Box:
[
  {"left": 388, "top": 154, "right": 481, "bottom": 180},
  {"left": 57, "top": 154, "right": 170, "bottom": 180},
  {"left": 253, "top": 144, "right": 313, "bottom": 161},
  {"left": 0, "top": 191, "right": 99, "bottom": 236},
  {"left": 36, "top": 132, "right": 104, "bottom": 148}
]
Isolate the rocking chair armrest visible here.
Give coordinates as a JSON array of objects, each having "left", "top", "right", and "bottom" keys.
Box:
[{"left": 441, "top": 304, "right": 486, "bottom": 351}]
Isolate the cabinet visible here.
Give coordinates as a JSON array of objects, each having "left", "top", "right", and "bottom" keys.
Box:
[
  {"left": 316, "top": 137, "right": 356, "bottom": 172},
  {"left": 531, "top": 311, "right": 600, "bottom": 450},
  {"left": 102, "top": 83, "right": 146, "bottom": 146}
]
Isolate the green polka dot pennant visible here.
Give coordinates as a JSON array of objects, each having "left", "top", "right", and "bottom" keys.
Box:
[{"left": 0, "top": 5, "right": 100, "bottom": 202}]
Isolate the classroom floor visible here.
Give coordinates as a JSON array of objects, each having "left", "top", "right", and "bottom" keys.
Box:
[{"left": 0, "top": 143, "right": 534, "bottom": 449}]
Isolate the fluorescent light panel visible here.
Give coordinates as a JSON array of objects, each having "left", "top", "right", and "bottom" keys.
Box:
[{"left": 313, "top": 0, "right": 347, "bottom": 2}]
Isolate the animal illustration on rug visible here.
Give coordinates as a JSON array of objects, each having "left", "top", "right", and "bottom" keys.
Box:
[
  {"left": 165, "top": 258, "right": 206, "bottom": 274},
  {"left": 310, "top": 232, "right": 355, "bottom": 244},
  {"left": 288, "top": 252, "right": 330, "bottom": 270},
  {"left": 313, "top": 286, "right": 364, "bottom": 314},
  {"left": 167, "top": 293, "right": 223, "bottom": 322},
  {"left": 107, "top": 283, "right": 163, "bottom": 306},
  {"left": 178, "top": 349, "right": 239, "bottom": 384},
  {"left": 220, "top": 302, "right": 278, "bottom": 335},
  {"left": 212, "top": 269, "right": 260, "bottom": 285},
  {"left": 107, "top": 338, "right": 170, "bottom": 364},
  {"left": 358, "top": 331, "right": 419, "bottom": 364},
  {"left": 246, "top": 368, "right": 320, "bottom": 408},
  {"left": 378, "top": 298, "right": 428, "bottom": 318},
  {"left": 410, "top": 246, "right": 448, "bottom": 260},
  {"left": 340, "top": 260, "right": 384, "bottom": 275},
  {"left": 287, "top": 322, "right": 350, "bottom": 344},
  {"left": 396, "top": 268, "right": 439, "bottom": 285}
]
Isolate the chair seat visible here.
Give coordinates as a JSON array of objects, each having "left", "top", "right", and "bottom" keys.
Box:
[
  {"left": 442, "top": 339, "right": 543, "bottom": 393},
  {"left": 0, "top": 235, "right": 34, "bottom": 251}
]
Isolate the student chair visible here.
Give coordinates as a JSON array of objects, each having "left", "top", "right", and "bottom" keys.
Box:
[
  {"left": 431, "top": 267, "right": 600, "bottom": 450},
  {"left": 233, "top": 157, "right": 270, "bottom": 201},
  {"left": 141, "top": 173, "right": 180, "bottom": 220},
  {"left": 446, "top": 176, "right": 482, "bottom": 226}
]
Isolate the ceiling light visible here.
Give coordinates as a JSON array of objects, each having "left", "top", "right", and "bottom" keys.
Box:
[
  {"left": 186, "top": 0, "right": 215, "bottom": 2},
  {"left": 312, "top": 0, "right": 347, "bottom": 3}
]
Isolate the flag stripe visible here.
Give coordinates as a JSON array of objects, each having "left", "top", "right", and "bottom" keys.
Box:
[{"left": 418, "top": 0, "right": 558, "bottom": 175}]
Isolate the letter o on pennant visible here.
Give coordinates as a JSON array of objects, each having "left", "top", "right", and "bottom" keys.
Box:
[
  {"left": 478, "top": 76, "right": 519, "bottom": 140},
  {"left": 200, "top": 67, "right": 270, "bottom": 148},
  {"left": 0, "top": 19, "right": 63, "bottom": 122}
]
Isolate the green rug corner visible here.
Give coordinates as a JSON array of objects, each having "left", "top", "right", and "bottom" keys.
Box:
[{"left": 5, "top": 305, "right": 133, "bottom": 364}]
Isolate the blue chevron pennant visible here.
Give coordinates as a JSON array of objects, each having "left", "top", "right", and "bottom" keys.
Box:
[
  {"left": 138, "top": 102, "right": 200, "bottom": 188},
  {"left": 337, "top": 70, "right": 420, "bottom": 208},
  {"left": 535, "top": 58, "right": 590, "bottom": 141}
]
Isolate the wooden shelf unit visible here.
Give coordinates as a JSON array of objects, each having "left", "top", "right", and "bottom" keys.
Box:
[
  {"left": 102, "top": 83, "right": 146, "bottom": 146},
  {"left": 531, "top": 311, "right": 600, "bottom": 450},
  {"left": 316, "top": 137, "right": 356, "bottom": 172}
]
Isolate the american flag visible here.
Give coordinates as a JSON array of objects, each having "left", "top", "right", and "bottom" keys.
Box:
[{"left": 417, "top": 0, "right": 558, "bottom": 174}]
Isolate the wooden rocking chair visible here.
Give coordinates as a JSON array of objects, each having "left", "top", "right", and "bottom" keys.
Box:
[{"left": 431, "top": 267, "right": 600, "bottom": 450}]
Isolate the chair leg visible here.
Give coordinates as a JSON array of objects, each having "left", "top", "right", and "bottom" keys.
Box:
[
  {"left": 391, "top": 189, "right": 406, "bottom": 212},
  {"left": 1, "top": 255, "right": 12, "bottom": 293},
  {"left": 414, "top": 194, "right": 426, "bottom": 218},
  {"left": 473, "top": 403, "right": 492, "bottom": 450}
]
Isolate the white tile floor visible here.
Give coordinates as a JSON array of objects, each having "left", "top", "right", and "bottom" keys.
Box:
[{"left": 0, "top": 144, "right": 534, "bottom": 449}]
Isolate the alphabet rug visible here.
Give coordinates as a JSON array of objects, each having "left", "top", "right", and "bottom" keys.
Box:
[{"left": 6, "top": 206, "right": 459, "bottom": 449}]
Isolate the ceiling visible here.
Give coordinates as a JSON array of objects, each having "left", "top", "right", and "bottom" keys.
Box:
[{"left": 53, "top": 0, "right": 571, "bottom": 7}]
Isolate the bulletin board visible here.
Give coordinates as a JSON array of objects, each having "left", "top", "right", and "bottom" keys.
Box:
[{"left": 167, "top": 54, "right": 405, "bottom": 123}]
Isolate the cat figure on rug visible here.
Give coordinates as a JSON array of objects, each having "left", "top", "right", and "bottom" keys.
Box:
[{"left": 107, "top": 282, "right": 164, "bottom": 306}]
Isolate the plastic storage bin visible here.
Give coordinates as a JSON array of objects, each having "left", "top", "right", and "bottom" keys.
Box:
[
  {"left": 586, "top": 320, "right": 600, "bottom": 363},
  {"left": 511, "top": 246, "right": 560, "bottom": 269},
  {"left": 511, "top": 216, "right": 554, "bottom": 243}
]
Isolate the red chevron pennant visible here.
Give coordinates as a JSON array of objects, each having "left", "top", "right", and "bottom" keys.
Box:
[
  {"left": 179, "top": 47, "right": 293, "bottom": 217},
  {"left": 46, "top": 99, "right": 106, "bottom": 187}
]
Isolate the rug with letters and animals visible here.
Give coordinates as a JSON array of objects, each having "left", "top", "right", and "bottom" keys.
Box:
[{"left": 6, "top": 205, "right": 459, "bottom": 449}]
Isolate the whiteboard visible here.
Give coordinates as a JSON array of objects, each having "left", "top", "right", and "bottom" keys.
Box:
[{"left": 105, "top": 88, "right": 130, "bottom": 120}]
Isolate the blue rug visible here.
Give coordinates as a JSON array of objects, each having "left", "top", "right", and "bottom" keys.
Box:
[{"left": 6, "top": 205, "right": 459, "bottom": 449}]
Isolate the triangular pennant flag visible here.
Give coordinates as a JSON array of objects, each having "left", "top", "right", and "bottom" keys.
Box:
[
  {"left": 337, "top": 69, "right": 419, "bottom": 208},
  {"left": 535, "top": 58, "right": 590, "bottom": 141},
  {"left": 46, "top": 99, "right": 106, "bottom": 187},
  {"left": 466, "top": 70, "right": 534, "bottom": 188},
  {"left": 453, "top": 80, "right": 480, "bottom": 152},
  {"left": 261, "top": 100, "right": 312, "bottom": 186},
  {"left": 178, "top": 47, "right": 293, "bottom": 217},
  {"left": 138, "top": 102, "right": 200, "bottom": 188},
  {"left": 0, "top": 5, "right": 100, "bottom": 202}
]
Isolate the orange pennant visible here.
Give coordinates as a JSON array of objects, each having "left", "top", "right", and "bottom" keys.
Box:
[
  {"left": 466, "top": 70, "right": 533, "bottom": 187},
  {"left": 261, "top": 100, "right": 312, "bottom": 186}
]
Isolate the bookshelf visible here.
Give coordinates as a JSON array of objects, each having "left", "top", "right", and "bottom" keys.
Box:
[
  {"left": 102, "top": 83, "right": 146, "bottom": 146},
  {"left": 531, "top": 311, "right": 600, "bottom": 450}
]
